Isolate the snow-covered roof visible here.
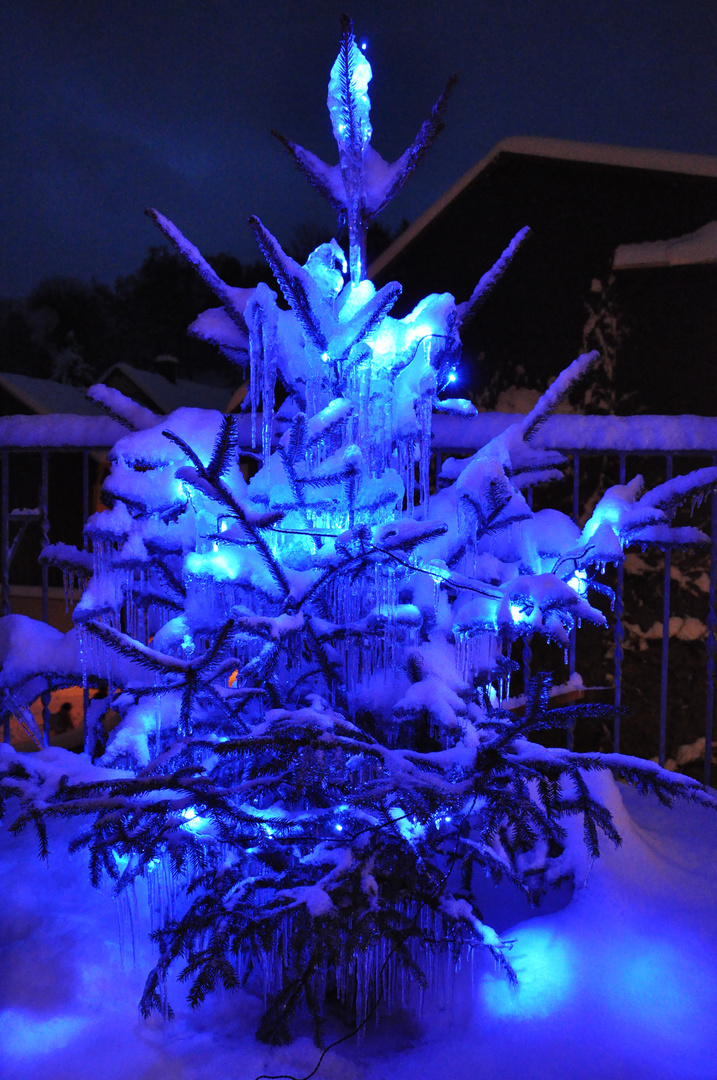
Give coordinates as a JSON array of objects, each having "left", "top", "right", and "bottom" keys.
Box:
[
  {"left": 0, "top": 373, "right": 103, "bottom": 416},
  {"left": 98, "top": 364, "right": 231, "bottom": 414},
  {"left": 369, "top": 136, "right": 717, "bottom": 280},
  {"left": 614, "top": 220, "right": 717, "bottom": 270}
]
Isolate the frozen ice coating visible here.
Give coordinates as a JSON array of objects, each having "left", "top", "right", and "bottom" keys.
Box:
[
  {"left": 327, "top": 27, "right": 373, "bottom": 151},
  {"left": 2, "top": 15, "right": 717, "bottom": 1068}
]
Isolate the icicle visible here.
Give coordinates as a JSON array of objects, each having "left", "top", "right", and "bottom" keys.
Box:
[
  {"left": 416, "top": 345, "right": 435, "bottom": 515},
  {"left": 261, "top": 317, "right": 278, "bottom": 467},
  {"left": 381, "top": 380, "right": 392, "bottom": 475},
  {"left": 359, "top": 351, "right": 372, "bottom": 457},
  {"left": 455, "top": 629, "right": 467, "bottom": 681},
  {"left": 116, "top": 878, "right": 141, "bottom": 969},
  {"left": 78, "top": 625, "right": 88, "bottom": 691},
  {"left": 417, "top": 391, "right": 432, "bottom": 517},
  {"left": 247, "top": 299, "right": 264, "bottom": 451},
  {"left": 62, "top": 569, "right": 74, "bottom": 612},
  {"left": 406, "top": 438, "right": 416, "bottom": 516},
  {"left": 154, "top": 671, "right": 162, "bottom": 756}
]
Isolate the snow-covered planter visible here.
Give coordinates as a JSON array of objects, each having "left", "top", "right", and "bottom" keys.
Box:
[{"left": 1, "top": 17, "right": 716, "bottom": 1049}]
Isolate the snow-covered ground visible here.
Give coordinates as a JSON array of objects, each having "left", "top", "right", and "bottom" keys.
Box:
[{"left": 1, "top": 760, "right": 716, "bottom": 1080}]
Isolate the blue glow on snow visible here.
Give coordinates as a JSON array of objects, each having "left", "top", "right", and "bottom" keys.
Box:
[
  {"left": 567, "top": 568, "right": 588, "bottom": 596},
  {"left": 509, "top": 603, "right": 526, "bottom": 623},
  {"left": 406, "top": 323, "right": 434, "bottom": 346},
  {"left": 181, "top": 806, "right": 210, "bottom": 832},
  {"left": 1, "top": 1009, "right": 88, "bottom": 1059},
  {"left": 339, "top": 279, "right": 376, "bottom": 323},
  {"left": 604, "top": 932, "right": 716, "bottom": 1036},
  {"left": 371, "top": 329, "right": 395, "bottom": 358},
  {"left": 481, "top": 926, "right": 574, "bottom": 1019},
  {"left": 389, "top": 805, "right": 425, "bottom": 844},
  {"left": 112, "top": 849, "right": 129, "bottom": 874}
]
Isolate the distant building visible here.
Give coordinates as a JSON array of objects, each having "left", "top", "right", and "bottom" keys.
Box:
[
  {"left": 97, "top": 362, "right": 231, "bottom": 415},
  {"left": 370, "top": 137, "right": 717, "bottom": 414},
  {"left": 612, "top": 221, "right": 717, "bottom": 414},
  {"left": 0, "top": 372, "right": 104, "bottom": 418}
]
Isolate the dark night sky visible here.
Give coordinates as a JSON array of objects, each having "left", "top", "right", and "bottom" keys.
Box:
[{"left": 1, "top": 0, "right": 716, "bottom": 298}]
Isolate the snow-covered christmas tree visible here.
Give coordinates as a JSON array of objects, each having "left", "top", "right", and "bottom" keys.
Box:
[{"left": 2, "top": 17, "right": 717, "bottom": 1049}]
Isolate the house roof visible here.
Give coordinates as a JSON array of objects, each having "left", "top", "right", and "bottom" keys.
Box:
[
  {"left": 369, "top": 136, "right": 717, "bottom": 280},
  {"left": 97, "top": 364, "right": 231, "bottom": 414},
  {"left": 0, "top": 373, "right": 103, "bottom": 416},
  {"left": 614, "top": 220, "right": 717, "bottom": 270}
]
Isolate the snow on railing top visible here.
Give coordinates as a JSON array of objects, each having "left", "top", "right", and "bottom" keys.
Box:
[
  {"left": 428, "top": 414, "right": 717, "bottom": 453},
  {"left": 1, "top": 411, "right": 717, "bottom": 454},
  {"left": 0, "top": 414, "right": 128, "bottom": 450}
]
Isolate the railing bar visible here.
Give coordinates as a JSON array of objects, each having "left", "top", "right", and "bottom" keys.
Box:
[
  {"left": 40, "top": 450, "right": 49, "bottom": 625},
  {"left": 1, "top": 451, "right": 8, "bottom": 619},
  {"left": 83, "top": 685, "right": 92, "bottom": 757},
  {"left": 659, "top": 453, "right": 673, "bottom": 767},
  {"left": 83, "top": 450, "right": 90, "bottom": 540},
  {"left": 2, "top": 453, "right": 11, "bottom": 742},
  {"left": 705, "top": 454, "right": 717, "bottom": 788},
  {"left": 82, "top": 451, "right": 91, "bottom": 749},
  {"left": 567, "top": 452, "right": 580, "bottom": 751},
  {"left": 613, "top": 452, "right": 626, "bottom": 751},
  {"left": 40, "top": 451, "right": 51, "bottom": 747},
  {"left": 41, "top": 685, "right": 51, "bottom": 749}
]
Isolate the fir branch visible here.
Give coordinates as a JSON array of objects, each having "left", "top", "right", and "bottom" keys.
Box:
[
  {"left": 248, "top": 216, "right": 328, "bottom": 353},
  {"left": 271, "top": 131, "right": 344, "bottom": 214},
  {"left": 370, "top": 73, "right": 458, "bottom": 216},
  {"left": 84, "top": 620, "right": 189, "bottom": 675},
  {"left": 208, "top": 415, "right": 240, "bottom": 480},
  {"left": 39, "top": 542, "right": 93, "bottom": 576},
  {"left": 456, "top": 226, "right": 531, "bottom": 326},
  {"left": 146, "top": 208, "right": 250, "bottom": 336},
  {"left": 332, "top": 280, "right": 403, "bottom": 358},
  {"left": 336, "top": 15, "right": 362, "bottom": 167},
  {"left": 86, "top": 383, "right": 158, "bottom": 431},
  {"left": 521, "top": 351, "right": 600, "bottom": 442},
  {"left": 163, "top": 427, "right": 291, "bottom": 596}
]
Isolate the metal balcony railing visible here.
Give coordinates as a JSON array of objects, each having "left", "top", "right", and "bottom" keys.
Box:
[{"left": 1, "top": 411, "right": 716, "bottom": 785}]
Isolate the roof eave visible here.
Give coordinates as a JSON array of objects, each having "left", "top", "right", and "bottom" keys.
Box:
[{"left": 368, "top": 136, "right": 717, "bottom": 280}]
